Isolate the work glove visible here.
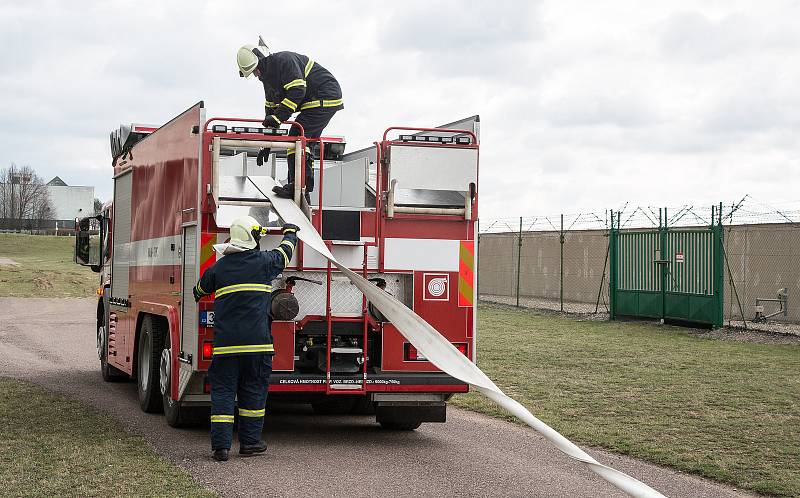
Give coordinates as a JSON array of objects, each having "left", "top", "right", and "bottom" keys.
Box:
[
  {"left": 256, "top": 148, "right": 271, "bottom": 166},
  {"left": 192, "top": 285, "right": 203, "bottom": 302},
  {"left": 263, "top": 114, "right": 281, "bottom": 128},
  {"left": 282, "top": 223, "right": 300, "bottom": 234}
]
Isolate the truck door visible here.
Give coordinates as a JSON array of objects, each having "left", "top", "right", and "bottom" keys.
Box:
[
  {"left": 180, "top": 224, "right": 199, "bottom": 367},
  {"left": 110, "top": 170, "right": 133, "bottom": 370}
]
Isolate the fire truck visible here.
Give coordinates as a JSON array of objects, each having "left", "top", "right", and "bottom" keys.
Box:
[{"left": 75, "top": 102, "right": 479, "bottom": 430}]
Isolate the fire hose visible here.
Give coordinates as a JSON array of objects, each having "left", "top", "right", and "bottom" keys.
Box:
[{"left": 260, "top": 177, "right": 666, "bottom": 498}]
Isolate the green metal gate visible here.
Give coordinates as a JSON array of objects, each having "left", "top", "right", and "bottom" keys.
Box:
[{"left": 609, "top": 211, "right": 724, "bottom": 327}]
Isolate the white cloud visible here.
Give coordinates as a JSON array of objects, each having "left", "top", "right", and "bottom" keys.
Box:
[{"left": 0, "top": 0, "right": 797, "bottom": 220}]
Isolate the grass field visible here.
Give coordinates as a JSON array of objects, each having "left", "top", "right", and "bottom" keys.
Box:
[
  {"left": 452, "top": 303, "right": 800, "bottom": 496},
  {"left": 0, "top": 234, "right": 97, "bottom": 297},
  {"left": 0, "top": 377, "right": 214, "bottom": 497}
]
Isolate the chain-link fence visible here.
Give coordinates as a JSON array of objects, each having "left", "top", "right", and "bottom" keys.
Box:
[{"left": 478, "top": 199, "right": 800, "bottom": 334}]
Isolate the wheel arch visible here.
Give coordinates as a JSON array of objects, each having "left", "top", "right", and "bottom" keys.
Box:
[{"left": 132, "top": 305, "right": 180, "bottom": 399}]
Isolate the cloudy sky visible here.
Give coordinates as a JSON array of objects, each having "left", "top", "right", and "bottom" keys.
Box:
[{"left": 1, "top": 0, "right": 798, "bottom": 221}]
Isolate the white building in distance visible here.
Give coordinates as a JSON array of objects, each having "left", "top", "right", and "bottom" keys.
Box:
[{"left": 46, "top": 176, "right": 95, "bottom": 229}]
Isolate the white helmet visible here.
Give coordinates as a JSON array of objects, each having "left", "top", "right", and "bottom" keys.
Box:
[
  {"left": 237, "top": 45, "right": 258, "bottom": 78},
  {"left": 237, "top": 38, "right": 270, "bottom": 78},
  {"left": 229, "top": 215, "right": 266, "bottom": 250}
]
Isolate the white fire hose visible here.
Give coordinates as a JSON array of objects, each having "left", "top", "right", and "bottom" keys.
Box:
[{"left": 261, "top": 177, "right": 666, "bottom": 498}]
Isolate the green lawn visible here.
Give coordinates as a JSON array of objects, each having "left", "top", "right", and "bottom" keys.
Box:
[
  {"left": 0, "top": 234, "right": 97, "bottom": 297},
  {"left": 453, "top": 303, "right": 800, "bottom": 497},
  {"left": 0, "top": 378, "right": 214, "bottom": 497}
]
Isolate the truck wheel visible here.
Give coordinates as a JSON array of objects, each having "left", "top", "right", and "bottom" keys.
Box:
[
  {"left": 379, "top": 420, "right": 423, "bottom": 431},
  {"left": 160, "top": 335, "right": 184, "bottom": 427},
  {"left": 160, "top": 333, "right": 205, "bottom": 427},
  {"left": 98, "top": 318, "right": 126, "bottom": 382},
  {"left": 137, "top": 315, "right": 165, "bottom": 413}
]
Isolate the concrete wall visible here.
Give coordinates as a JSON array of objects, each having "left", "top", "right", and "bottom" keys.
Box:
[
  {"left": 723, "top": 224, "right": 800, "bottom": 322},
  {"left": 479, "top": 229, "right": 609, "bottom": 305},
  {"left": 478, "top": 223, "right": 800, "bottom": 322}
]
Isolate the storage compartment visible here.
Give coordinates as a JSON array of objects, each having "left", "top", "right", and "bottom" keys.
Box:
[{"left": 271, "top": 321, "right": 296, "bottom": 372}]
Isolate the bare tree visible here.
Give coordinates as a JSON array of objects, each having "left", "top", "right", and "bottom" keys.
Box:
[{"left": 0, "top": 164, "right": 54, "bottom": 231}]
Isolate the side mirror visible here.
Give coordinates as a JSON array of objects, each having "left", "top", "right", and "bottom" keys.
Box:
[{"left": 75, "top": 216, "right": 103, "bottom": 273}]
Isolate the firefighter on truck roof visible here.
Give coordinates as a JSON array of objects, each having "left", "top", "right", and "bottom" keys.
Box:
[
  {"left": 236, "top": 39, "right": 344, "bottom": 204},
  {"left": 193, "top": 215, "right": 299, "bottom": 462}
]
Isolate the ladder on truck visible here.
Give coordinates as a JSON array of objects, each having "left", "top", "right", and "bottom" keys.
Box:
[{"left": 314, "top": 137, "right": 369, "bottom": 395}]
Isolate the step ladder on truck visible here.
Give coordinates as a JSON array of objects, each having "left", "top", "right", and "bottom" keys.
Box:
[{"left": 74, "top": 101, "right": 479, "bottom": 430}]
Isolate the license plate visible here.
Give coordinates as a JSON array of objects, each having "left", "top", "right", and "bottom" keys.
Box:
[{"left": 200, "top": 311, "right": 215, "bottom": 326}]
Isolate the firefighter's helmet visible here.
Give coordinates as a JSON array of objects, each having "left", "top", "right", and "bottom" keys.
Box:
[
  {"left": 237, "top": 45, "right": 258, "bottom": 78},
  {"left": 237, "top": 42, "right": 270, "bottom": 78},
  {"left": 229, "top": 215, "right": 266, "bottom": 250}
]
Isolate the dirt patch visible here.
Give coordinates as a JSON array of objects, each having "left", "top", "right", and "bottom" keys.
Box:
[
  {"left": 33, "top": 277, "right": 54, "bottom": 290},
  {"left": 695, "top": 327, "right": 800, "bottom": 345},
  {"left": 0, "top": 257, "right": 19, "bottom": 266}
]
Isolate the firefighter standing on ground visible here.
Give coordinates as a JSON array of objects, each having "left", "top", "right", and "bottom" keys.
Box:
[
  {"left": 236, "top": 41, "right": 344, "bottom": 202},
  {"left": 194, "top": 216, "right": 299, "bottom": 462}
]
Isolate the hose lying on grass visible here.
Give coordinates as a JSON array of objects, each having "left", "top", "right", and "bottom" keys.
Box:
[{"left": 259, "top": 176, "right": 666, "bottom": 498}]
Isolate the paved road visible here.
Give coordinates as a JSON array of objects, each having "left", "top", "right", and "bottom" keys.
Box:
[{"left": 0, "top": 298, "right": 753, "bottom": 498}]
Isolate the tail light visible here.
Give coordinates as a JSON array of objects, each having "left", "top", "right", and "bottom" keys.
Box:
[
  {"left": 454, "top": 343, "right": 468, "bottom": 356},
  {"left": 202, "top": 341, "right": 213, "bottom": 360}
]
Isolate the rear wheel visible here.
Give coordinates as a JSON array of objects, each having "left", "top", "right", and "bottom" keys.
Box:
[
  {"left": 161, "top": 331, "right": 207, "bottom": 427},
  {"left": 137, "top": 315, "right": 165, "bottom": 413},
  {"left": 161, "top": 342, "right": 184, "bottom": 426}
]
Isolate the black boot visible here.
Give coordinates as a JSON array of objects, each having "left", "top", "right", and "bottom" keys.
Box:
[
  {"left": 272, "top": 184, "right": 294, "bottom": 199},
  {"left": 212, "top": 448, "right": 229, "bottom": 462},
  {"left": 239, "top": 440, "right": 268, "bottom": 456}
]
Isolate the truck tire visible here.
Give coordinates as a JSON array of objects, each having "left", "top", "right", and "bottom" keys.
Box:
[
  {"left": 160, "top": 332, "right": 185, "bottom": 427},
  {"left": 160, "top": 332, "right": 206, "bottom": 427},
  {"left": 98, "top": 313, "right": 126, "bottom": 382},
  {"left": 137, "top": 315, "right": 165, "bottom": 413},
  {"left": 379, "top": 420, "right": 423, "bottom": 431}
]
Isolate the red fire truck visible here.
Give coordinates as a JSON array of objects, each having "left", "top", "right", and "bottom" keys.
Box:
[{"left": 75, "top": 102, "right": 479, "bottom": 430}]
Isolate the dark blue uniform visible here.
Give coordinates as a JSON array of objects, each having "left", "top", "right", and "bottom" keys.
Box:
[
  {"left": 194, "top": 228, "right": 297, "bottom": 451},
  {"left": 258, "top": 51, "right": 343, "bottom": 194}
]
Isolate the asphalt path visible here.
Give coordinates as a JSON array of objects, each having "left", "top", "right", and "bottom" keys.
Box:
[{"left": 0, "top": 298, "right": 753, "bottom": 498}]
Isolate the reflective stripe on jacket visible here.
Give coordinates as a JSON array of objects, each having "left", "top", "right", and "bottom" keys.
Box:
[
  {"left": 257, "top": 51, "right": 343, "bottom": 122},
  {"left": 194, "top": 232, "right": 298, "bottom": 355}
]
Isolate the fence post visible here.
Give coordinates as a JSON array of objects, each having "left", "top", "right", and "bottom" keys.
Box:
[
  {"left": 609, "top": 210, "right": 617, "bottom": 320},
  {"left": 516, "top": 216, "right": 522, "bottom": 307},
  {"left": 560, "top": 213, "right": 564, "bottom": 312},
  {"left": 661, "top": 207, "right": 668, "bottom": 322},
  {"left": 714, "top": 202, "right": 725, "bottom": 328}
]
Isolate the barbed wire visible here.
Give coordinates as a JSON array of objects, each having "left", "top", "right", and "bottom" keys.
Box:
[{"left": 479, "top": 196, "right": 800, "bottom": 234}]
